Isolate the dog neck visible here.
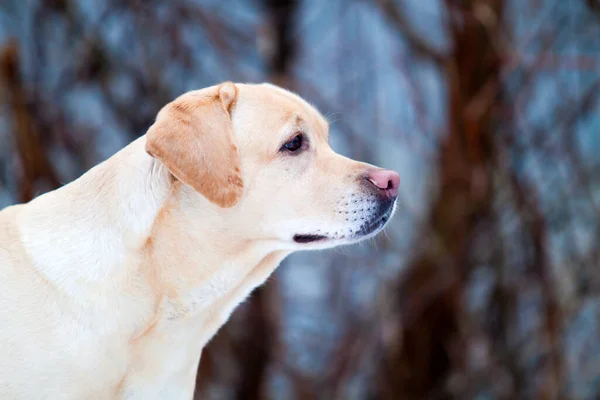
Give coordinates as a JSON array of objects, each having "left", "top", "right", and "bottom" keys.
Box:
[{"left": 142, "top": 177, "right": 289, "bottom": 323}]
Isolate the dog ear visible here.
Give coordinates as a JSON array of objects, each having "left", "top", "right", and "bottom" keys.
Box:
[{"left": 145, "top": 82, "right": 243, "bottom": 208}]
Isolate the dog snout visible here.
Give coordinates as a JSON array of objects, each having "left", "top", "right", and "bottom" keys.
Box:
[{"left": 365, "top": 169, "right": 400, "bottom": 199}]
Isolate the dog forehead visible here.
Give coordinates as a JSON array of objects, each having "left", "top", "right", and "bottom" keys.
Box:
[{"left": 235, "top": 83, "right": 329, "bottom": 136}]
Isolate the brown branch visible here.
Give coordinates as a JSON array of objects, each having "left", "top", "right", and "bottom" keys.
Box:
[
  {"left": 0, "top": 40, "right": 60, "bottom": 202},
  {"left": 372, "top": 0, "right": 447, "bottom": 64},
  {"left": 506, "top": 166, "right": 563, "bottom": 398}
]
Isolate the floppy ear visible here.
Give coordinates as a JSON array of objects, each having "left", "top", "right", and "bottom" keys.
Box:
[{"left": 145, "top": 82, "right": 243, "bottom": 208}]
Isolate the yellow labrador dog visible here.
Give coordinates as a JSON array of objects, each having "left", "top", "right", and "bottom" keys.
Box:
[{"left": 0, "top": 82, "right": 399, "bottom": 399}]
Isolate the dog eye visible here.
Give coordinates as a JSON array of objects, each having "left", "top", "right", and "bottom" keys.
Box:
[{"left": 281, "top": 133, "right": 304, "bottom": 153}]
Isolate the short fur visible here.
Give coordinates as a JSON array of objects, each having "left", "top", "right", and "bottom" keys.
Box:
[{"left": 0, "top": 82, "right": 397, "bottom": 399}]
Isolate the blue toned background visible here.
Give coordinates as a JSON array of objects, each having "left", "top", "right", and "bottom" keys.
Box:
[{"left": 1, "top": 0, "right": 599, "bottom": 398}]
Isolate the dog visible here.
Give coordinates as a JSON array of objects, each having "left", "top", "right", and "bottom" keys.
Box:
[{"left": 0, "top": 82, "right": 399, "bottom": 399}]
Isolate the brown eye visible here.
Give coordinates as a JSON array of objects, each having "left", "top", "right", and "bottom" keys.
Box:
[{"left": 281, "top": 134, "right": 304, "bottom": 153}]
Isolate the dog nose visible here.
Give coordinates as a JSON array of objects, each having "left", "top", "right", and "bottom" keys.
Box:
[{"left": 367, "top": 169, "right": 400, "bottom": 199}]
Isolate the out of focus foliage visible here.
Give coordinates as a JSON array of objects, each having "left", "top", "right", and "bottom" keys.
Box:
[{"left": 1, "top": 0, "right": 600, "bottom": 398}]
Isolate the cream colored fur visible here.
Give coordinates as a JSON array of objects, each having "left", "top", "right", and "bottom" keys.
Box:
[{"left": 0, "top": 82, "right": 396, "bottom": 399}]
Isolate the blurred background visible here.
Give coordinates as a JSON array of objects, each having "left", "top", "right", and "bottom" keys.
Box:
[{"left": 1, "top": 0, "right": 600, "bottom": 398}]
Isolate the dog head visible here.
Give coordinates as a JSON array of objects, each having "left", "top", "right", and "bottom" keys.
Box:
[{"left": 146, "top": 82, "right": 399, "bottom": 250}]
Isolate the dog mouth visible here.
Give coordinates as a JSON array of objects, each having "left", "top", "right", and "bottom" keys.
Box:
[{"left": 293, "top": 200, "right": 395, "bottom": 244}]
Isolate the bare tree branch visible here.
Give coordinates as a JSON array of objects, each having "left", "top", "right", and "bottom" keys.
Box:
[{"left": 372, "top": 0, "right": 447, "bottom": 64}]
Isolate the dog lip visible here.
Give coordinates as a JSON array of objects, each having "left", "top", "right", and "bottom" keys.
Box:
[
  {"left": 293, "top": 234, "right": 328, "bottom": 244},
  {"left": 355, "top": 201, "right": 394, "bottom": 237}
]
